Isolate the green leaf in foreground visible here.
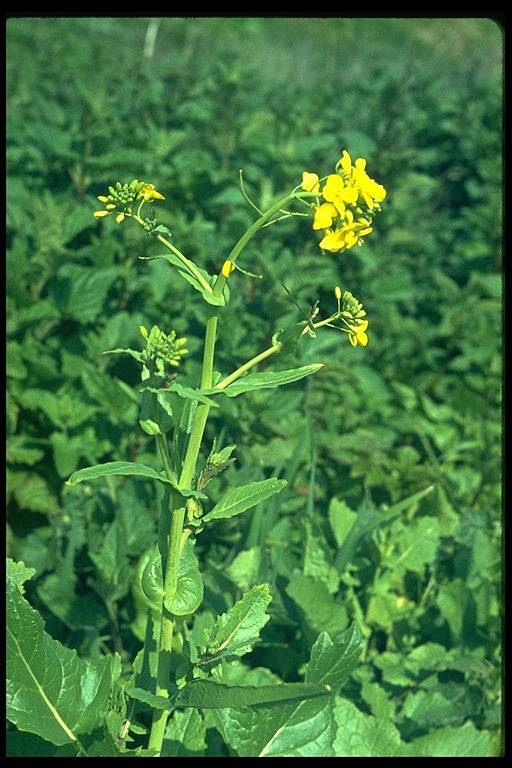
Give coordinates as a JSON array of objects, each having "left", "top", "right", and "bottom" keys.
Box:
[
  {"left": 333, "top": 697, "right": 402, "bottom": 756},
  {"left": 162, "top": 709, "right": 206, "bottom": 757},
  {"left": 202, "top": 478, "right": 286, "bottom": 523},
  {"left": 397, "top": 723, "right": 498, "bottom": 757},
  {"left": 7, "top": 558, "right": 36, "bottom": 594},
  {"left": 66, "top": 460, "right": 169, "bottom": 486},
  {"left": 213, "top": 627, "right": 362, "bottom": 756},
  {"left": 7, "top": 581, "right": 121, "bottom": 746},
  {"left": 175, "top": 679, "right": 330, "bottom": 708},
  {"left": 202, "top": 584, "right": 271, "bottom": 663},
  {"left": 220, "top": 364, "right": 323, "bottom": 397}
]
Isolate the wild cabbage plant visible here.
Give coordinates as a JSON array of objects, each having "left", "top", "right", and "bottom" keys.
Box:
[{"left": 8, "top": 151, "right": 393, "bottom": 756}]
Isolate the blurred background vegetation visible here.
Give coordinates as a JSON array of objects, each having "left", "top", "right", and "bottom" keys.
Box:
[{"left": 7, "top": 17, "right": 502, "bottom": 755}]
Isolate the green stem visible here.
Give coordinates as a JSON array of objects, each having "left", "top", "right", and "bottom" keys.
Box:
[
  {"left": 148, "top": 494, "right": 185, "bottom": 753},
  {"left": 148, "top": 308, "right": 219, "bottom": 755},
  {"left": 132, "top": 214, "right": 213, "bottom": 295},
  {"left": 217, "top": 344, "right": 280, "bottom": 390},
  {"left": 212, "top": 190, "right": 314, "bottom": 298},
  {"left": 215, "top": 313, "right": 338, "bottom": 392}
]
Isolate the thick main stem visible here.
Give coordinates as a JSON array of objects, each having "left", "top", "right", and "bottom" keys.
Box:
[{"left": 148, "top": 308, "right": 219, "bottom": 755}]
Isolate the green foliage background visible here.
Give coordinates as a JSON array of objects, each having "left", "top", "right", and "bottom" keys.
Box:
[{"left": 7, "top": 17, "right": 502, "bottom": 756}]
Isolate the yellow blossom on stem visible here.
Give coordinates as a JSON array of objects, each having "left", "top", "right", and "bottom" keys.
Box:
[
  {"left": 348, "top": 319, "right": 369, "bottom": 347},
  {"left": 301, "top": 172, "right": 320, "bottom": 193},
  {"left": 140, "top": 183, "right": 165, "bottom": 202},
  {"left": 319, "top": 229, "right": 345, "bottom": 252},
  {"left": 322, "top": 174, "right": 358, "bottom": 214},
  {"left": 313, "top": 203, "right": 337, "bottom": 230}
]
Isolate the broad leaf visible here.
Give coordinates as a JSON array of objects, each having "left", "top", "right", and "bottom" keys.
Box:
[
  {"left": 286, "top": 574, "right": 349, "bottom": 636},
  {"left": 7, "top": 581, "right": 121, "bottom": 746},
  {"left": 212, "top": 630, "right": 358, "bottom": 756},
  {"left": 67, "top": 461, "right": 169, "bottom": 486},
  {"left": 214, "top": 694, "right": 336, "bottom": 756},
  {"left": 162, "top": 709, "right": 206, "bottom": 757},
  {"left": 203, "top": 478, "right": 286, "bottom": 523},
  {"left": 333, "top": 697, "right": 402, "bottom": 756},
  {"left": 397, "top": 723, "right": 498, "bottom": 757},
  {"left": 202, "top": 584, "right": 271, "bottom": 663},
  {"left": 7, "top": 558, "right": 36, "bottom": 593},
  {"left": 220, "top": 364, "right": 323, "bottom": 398},
  {"left": 164, "top": 539, "right": 203, "bottom": 616},
  {"left": 174, "top": 679, "right": 330, "bottom": 708},
  {"left": 305, "top": 625, "right": 363, "bottom": 691}
]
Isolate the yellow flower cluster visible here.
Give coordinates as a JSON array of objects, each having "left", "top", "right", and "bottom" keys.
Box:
[
  {"left": 94, "top": 180, "right": 165, "bottom": 223},
  {"left": 302, "top": 150, "right": 386, "bottom": 253}
]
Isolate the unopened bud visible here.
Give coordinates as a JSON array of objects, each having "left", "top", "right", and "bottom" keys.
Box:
[{"left": 221, "top": 260, "right": 236, "bottom": 277}]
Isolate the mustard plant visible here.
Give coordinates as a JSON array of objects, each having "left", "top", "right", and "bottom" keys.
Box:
[{"left": 66, "top": 150, "right": 386, "bottom": 755}]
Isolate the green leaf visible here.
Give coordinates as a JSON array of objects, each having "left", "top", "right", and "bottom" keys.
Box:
[
  {"left": 7, "top": 581, "right": 121, "bottom": 746},
  {"left": 436, "top": 578, "right": 471, "bottom": 641},
  {"left": 145, "top": 382, "right": 219, "bottom": 408},
  {"left": 103, "top": 347, "right": 144, "bottom": 363},
  {"left": 202, "top": 584, "right": 271, "bottom": 662},
  {"left": 202, "top": 478, "right": 286, "bottom": 523},
  {"left": 397, "top": 723, "right": 497, "bottom": 757},
  {"left": 162, "top": 709, "right": 206, "bottom": 756},
  {"left": 10, "top": 472, "right": 59, "bottom": 516},
  {"left": 7, "top": 437, "right": 45, "bottom": 466},
  {"left": 220, "top": 364, "right": 323, "bottom": 397},
  {"left": 226, "top": 547, "right": 263, "bottom": 592},
  {"left": 286, "top": 574, "right": 348, "bottom": 636},
  {"left": 328, "top": 498, "right": 358, "bottom": 549},
  {"left": 335, "top": 486, "right": 435, "bottom": 572},
  {"left": 272, "top": 322, "right": 309, "bottom": 354},
  {"left": 125, "top": 687, "right": 171, "bottom": 710},
  {"left": 165, "top": 539, "right": 203, "bottom": 616},
  {"left": 305, "top": 625, "right": 363, "bottom": 691},
  {"left": 141, "top": 253, "right": 228, "bottom": 306},
  {"left": 140, "top": 546, "right": 165, "bottom": 609},
  {"left": 67, "top": 461, "right": 169, "bottom": 486},
  {"left": 333, "top": 697, "right": 402, "bottom": 756},
  {"left": 139, "top": 388, "right": 173, "bottom": 436},
  {"left": 7, "top": 558, "right": 36, "bottom": 593},
  {"left": 391, "top": 515, "right": 440, "bottom": 573},
  {"left": 212, "top": 631, "right": 360, "bottom": 756},
  {"left": 175, "top": 679, "right": 330, "bottom": 708}
]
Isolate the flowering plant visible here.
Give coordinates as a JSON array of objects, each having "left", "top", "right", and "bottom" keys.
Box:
[{"left": 80, "top": 150, "right": 387, "bottom": 754}]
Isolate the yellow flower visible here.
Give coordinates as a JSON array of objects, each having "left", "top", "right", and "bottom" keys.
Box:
[
  {"left": 93, "top": 210, "right": 110, "bottom": 218},
  {"left": 301, "top": 172, "right": 320, "bottom": 193},
  {"left": 140, "top": 183, "right": 165, "bottom": 202},
  {"left": 348, "top": 319, "right": 369, "bottom": 347},
  {"left": 336, "top": 150, "right": 386, "bottom": 210},
  {"left": 338, "top": 149, "right": 352, "bottom": 175},
  {"left": 319, "top": 229, "right": 345, "bottom": 252},
  {"left": 313, "top": 203, "right": 337, "bottom": 230},
  {"left": 322, "top": 174, "right": 358, "bottom": 214}
]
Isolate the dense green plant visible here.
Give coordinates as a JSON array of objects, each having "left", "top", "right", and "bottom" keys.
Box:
[{"left": 7, "top": 18, "right": 502, "bottom": 757}]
